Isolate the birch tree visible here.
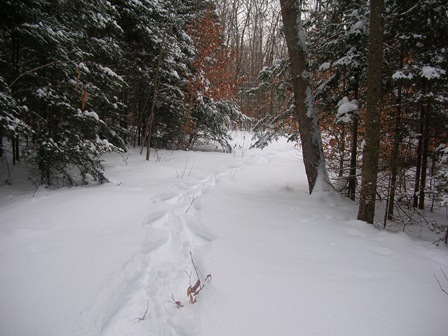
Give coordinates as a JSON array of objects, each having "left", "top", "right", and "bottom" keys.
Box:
[{"left": 279, "top": 0, "right": 330, "bottom": 193}]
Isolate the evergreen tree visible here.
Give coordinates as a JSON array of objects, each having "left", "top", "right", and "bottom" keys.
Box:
[
  {"left": 308, "top": 0, "right": 369, "bottom": 200},
  {"left": 385, "top": 0, "right": 448, "bottom": 212},
  {"left": 249, "top": 58, "right": 297, "bottom": 149},
  {"left": 1, "top": 0, "right": 125, "bottom": 185}
]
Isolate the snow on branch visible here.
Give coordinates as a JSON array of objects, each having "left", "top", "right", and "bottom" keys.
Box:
[{"left": 335, "top": 96, "right": 359, "bottom": 124}]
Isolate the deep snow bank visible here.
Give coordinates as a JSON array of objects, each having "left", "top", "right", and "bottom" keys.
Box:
[{"left": 0, "top": 133, "right": 447, "bottom": 336}]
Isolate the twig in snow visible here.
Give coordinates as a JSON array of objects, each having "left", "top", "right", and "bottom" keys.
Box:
[
  {"left": 129, "top": 299, "right": 150, "bottom": 322},
  {"left": 185, "top": 194, "right": 199, "bottom": 213},
  {"left": 181, "top": 252, "right": 212, "bottom": 305},
  {"left": 32, "top": 186, "right": 40, "bottom": 198},
  {"left": 187, "top": 252, "right": 204, "bottom": 303},
  {"left": 190, "top": 251, "right": 203, "bottom": 283},
  {"left": 175, "top": 158, "right": 189, "bottom": 178},
  {"left": 120, "top": 153, "right": 128, "bottom": 165},
  {"left": 231, "top": 169, "right": 238, "bottom": 180},
  {"left": 169, "top": 294, "right": 184, "bottom": 308},
  {"left": 185, "top": 270, "right": 193, "bottom": 288},
  {"left": 434, "top": 268, "right": 448, "bottom": 296},
  {"left": 187, "top": 161, "right": 195, "bottom": 177}
]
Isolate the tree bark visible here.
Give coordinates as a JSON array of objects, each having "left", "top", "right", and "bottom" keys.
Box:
[
  {"left": 357, "top": 0, "right": 384, "bottom": 223},
  {"left": 279, "top": 0, "right": 330, "bottom": 194},
  {"left": 413, "top": 105, "right": 424, "bottom": 208},
  {"left": 348, "top": 75, "right": 359, "bottom": 201},
  {"left": 140, "top": 35, "right": 166, "bottom": 160},
  {"left": 387, "top": 44, "right": 404, "bottom": 219},
  {"left": 419, "top": 97, "right": 431, "bottom": 209}
]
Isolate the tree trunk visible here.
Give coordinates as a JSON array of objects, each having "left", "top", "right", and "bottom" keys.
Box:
[
  {"left": 387, "top": 45, "right": 404, "bottom": 219},
  {"left": 279, "top": 0, "right": 330, "bottom": 194},
  {"left": 419, "top": 97, "right": 431, "bottom": 209},
  {"left": 413, "top": 105, "right": 424, "bottom": 207},
  {"left": 387, "top": 85, "right": 402, "bottom": 219},
  {"left": 348, "top": 75, "right": 359, "bottom": 201},
  {"left": 339, "top": 126, "right": 346, "bottom": 178},
  {"left": 0, "top": 127, "right": 3, "bottom": 158},
  {"left": 140, "top": 35, "right": 166, "bottom": 160},
  {"left": 357, "top": 0, "right": 384, "bottom": 224}
]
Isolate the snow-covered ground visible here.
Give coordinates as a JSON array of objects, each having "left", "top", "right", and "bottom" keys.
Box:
[{"left": 0, "top": 132, "right": 447, "bottom": 336}]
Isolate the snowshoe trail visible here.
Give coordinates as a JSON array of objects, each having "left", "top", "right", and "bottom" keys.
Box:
[
  {"left": 81, "top": 144, "right": 258, "bottom": 336},
  {"left": 3, "top": 133, "right": 447, "bottom": 336}
]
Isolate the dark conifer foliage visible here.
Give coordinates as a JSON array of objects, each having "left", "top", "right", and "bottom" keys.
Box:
[
  {"left": 1, "top": 0, "right": 126, "bottom": 185},
  {"left": 0, "top": 0, "right": 242, "bottom": 185}
]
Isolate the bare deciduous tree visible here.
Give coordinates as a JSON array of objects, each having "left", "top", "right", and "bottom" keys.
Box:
[{"left": 279, "top": 0, "right": 330, "bottom": 193}]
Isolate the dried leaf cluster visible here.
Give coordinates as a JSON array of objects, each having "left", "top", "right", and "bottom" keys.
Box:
[{"left": 170, "top": 252, "right": 212, "bottom": 308}]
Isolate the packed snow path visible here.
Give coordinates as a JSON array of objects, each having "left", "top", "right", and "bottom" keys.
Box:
[{"left": 0, "top": 133, "right": 447, "bottom": 336}]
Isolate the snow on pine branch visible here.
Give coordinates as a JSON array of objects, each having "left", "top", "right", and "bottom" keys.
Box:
[{"left": 335, "top": 96, "right": 359, "bottom": 124}]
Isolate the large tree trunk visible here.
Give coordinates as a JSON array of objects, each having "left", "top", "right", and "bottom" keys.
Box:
[
  {"left": 357, "top": 0, "right": 384, "bottom": 224},
  {"left": 279, "top": 0, "right": 330, "bottom": 194}
]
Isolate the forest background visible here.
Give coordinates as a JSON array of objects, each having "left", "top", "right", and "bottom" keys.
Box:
[{"left": 0, "top": 0, "right": 447, "bottom": 232}]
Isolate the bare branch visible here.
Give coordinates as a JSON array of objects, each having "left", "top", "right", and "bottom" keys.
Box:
[
  {"left": 386, "top": 0, "right": 421, "bottom": 19},
  {"left": 10, "top": 61, "right": 61, "bottom": 87},
  {"left": 190, "top": 251, "right": 203, "bottom": 283}
]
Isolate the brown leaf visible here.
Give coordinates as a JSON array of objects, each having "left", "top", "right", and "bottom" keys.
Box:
[{"left": 191, "top": 279, "right": 201, "bottom": 294}]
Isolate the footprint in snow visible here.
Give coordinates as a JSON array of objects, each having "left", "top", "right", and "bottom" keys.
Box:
[
  {"left": 344, "top": 227, "right": 366, "bottom": 238},
  {"left": 369, "top": 246, "right": 394, "bottom": 256},
  {"left": 140, "top": 226, "right": 170, "bottom": 254},
  {"left": 145, "top": 212, "right": 169, "bottom": 228},
  {"left": 151, "top": 190, "right": 185, "bottom": 205}
]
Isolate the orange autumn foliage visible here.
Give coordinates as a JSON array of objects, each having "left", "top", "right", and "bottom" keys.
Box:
[{"left": 187, "top": 6, "right": 238, "bottom": 104}]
